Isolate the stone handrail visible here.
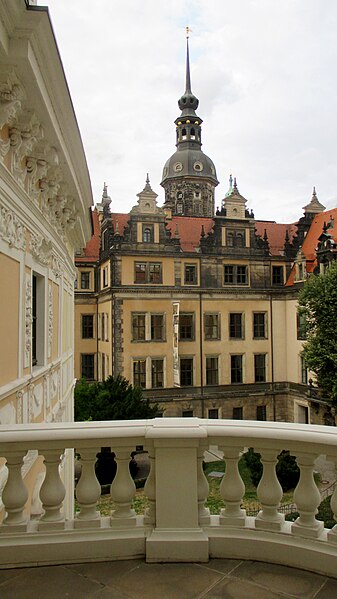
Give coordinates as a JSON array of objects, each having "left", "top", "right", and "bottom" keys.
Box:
[{"left": 0, "top": 418, "right": 337, "bottom": 576}]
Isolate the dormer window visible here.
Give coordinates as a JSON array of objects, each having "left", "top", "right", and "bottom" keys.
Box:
[{"left": 143, "top": 225, "right": 154, "bottom": 243}]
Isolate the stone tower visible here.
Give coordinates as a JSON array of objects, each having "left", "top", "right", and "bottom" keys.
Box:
[{"left": 161, "top": 36, "right": 218, "bottom": 217}]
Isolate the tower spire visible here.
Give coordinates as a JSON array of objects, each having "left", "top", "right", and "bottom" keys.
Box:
[{"left": 185, "top": 28, "right": 192, "bottom": 94}]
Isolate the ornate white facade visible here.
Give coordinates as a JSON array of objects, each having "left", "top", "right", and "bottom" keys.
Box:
[{"left": 0, "top": 0, "right": 92, "bottom": 517}]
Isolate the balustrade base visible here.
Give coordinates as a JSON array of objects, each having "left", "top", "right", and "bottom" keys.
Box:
[
  {"left": 74, "top": 515, "right": 101, "bottom": 529},
  {"left": 327, "top": 529, "right": 337, "bottom": 545},
  {"left": 219, "top": 510, "right": 246, "bottom": 527},
  {"left": 110, "top": 516, "right": 137, "bottom": 528},
  {"left": 0, "top": 521, "right": 28, "bottom": 534},
  {"left": 255, "top": 512, "right": 285, "bottom": 531},
  {"left": 38, "top": 519, "right": 65, "bottom": 531},
  {"left": 291, "top": 519, "right": 324, "bottom": 539},
  {"left": 146, "top": 528, "right": 209, "bottom": 563}
]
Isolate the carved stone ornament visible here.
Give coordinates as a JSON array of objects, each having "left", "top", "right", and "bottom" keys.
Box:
[
  {"left": 16, "top": 390, "right": 23, "bottom": 424},
  {"left": 0, "top": 69, "right": 24, "bottom": 130},
  {"left": 48, "top": 282, "right": 53, "bottom": 359},
  {"left": 51, "top": 253, "right": 63, "bottom": 278},
  {"left": 24, "top": 273, "right": 32, "bottom": 368},
  {"left": 9, "top": 112, "right": 43, "bottom": 186},
  {"left": 0, "top": 203, "right": 26, "bottom": 250},
  {"left": 30, "top": 232, "right": 52, "bottom": 266}
]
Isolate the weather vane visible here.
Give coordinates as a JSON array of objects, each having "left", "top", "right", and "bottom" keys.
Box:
[{"left": 186, "top": 26, "right": 191, "bottom": 39}]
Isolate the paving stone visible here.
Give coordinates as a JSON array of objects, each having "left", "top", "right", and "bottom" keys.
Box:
[
  {"left": 202, "top": 576, "right": 284, "bottom": 598},
  {"left": 199, "top": 559, "right": 243, "bottom": 576},
  {"left": 109, "top": 562, "right": 223, "bottom": 599},
  {"left": 67, "top": 559, "right": 143, "bottom": 586},
  {"left": 232, "top": 560, "right": 326, "bottom": 598},
  {"left": 0, "top": 565, "right": 103, "bottom": 599},
  {"left": 314, "top": 579, "right": 337, "bottom": 598}
]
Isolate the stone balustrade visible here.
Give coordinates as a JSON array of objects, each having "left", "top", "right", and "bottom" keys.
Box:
[{"left": 0, "top": 418, "right": 337, "bottom": 577}]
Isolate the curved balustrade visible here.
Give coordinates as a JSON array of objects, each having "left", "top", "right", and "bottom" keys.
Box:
[{"left": 0, "top": 418, "right": 337, "bottom": 577}]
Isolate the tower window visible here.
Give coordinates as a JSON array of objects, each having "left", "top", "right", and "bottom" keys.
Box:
[
  {"left": 176, "top": 201, "right": 184, "bottom": 214},
  {"left": 190, "top": 128, "right": 195, "bottom": 140},
  {"left": 143, "top": 225, "right": 154, "bottom": 243},
  {"left": 182, "top": 128, "right": 187, "bottom": 140}
]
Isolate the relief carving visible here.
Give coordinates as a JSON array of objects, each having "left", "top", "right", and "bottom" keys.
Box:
[
  {"left": 48, "top": 282, "right": 53, "bottom": 359},
  {"left": 0, "top": 203, "right": 26, "bottom": 250},
  {"left": 30, "top": 232, "right": 52, "bottom": 266},
  {"left": 24, "top": 273, "right": 32, "bottom": 368}
]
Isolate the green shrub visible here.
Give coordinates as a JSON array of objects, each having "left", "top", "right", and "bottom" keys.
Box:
[{"left": 244, "top": 448, "right": 300, "bottom": 492}]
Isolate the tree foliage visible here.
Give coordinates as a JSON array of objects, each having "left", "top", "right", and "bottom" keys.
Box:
[
  {"left": 244, "top": 448, "right": 299, "bottom": 492},
  {"left": 298, "top": 262, "right": 337, "bottom": 405},
  {"left": 74, "top": 375, "right": 158, "bottom": 421}
]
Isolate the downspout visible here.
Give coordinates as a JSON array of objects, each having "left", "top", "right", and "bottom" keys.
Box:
[
  {"left": 269, "top": 292, "right": 276, "bottom": 421},
  {"left": 199, "top": 290, "right": 204, "bottom": 417}
]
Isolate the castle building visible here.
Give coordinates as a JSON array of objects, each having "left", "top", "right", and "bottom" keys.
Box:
[
  {"left": 0, "top": 0, "right": 92, "bottom": 517},
  {"left": 74, "top": 39, "right": 337, "bottom": 425}
]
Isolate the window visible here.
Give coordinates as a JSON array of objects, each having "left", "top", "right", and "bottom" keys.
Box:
[
  {"left": 256, "top": 405, "right": 267, "bottom": 421},
  {"left": 184, "top": 264, "right": 197, "bottom": 285},
  {"left": 231, "top": 354, "right": 243, "bottom": 383},
  {"left": 80, "top": 271, "right": 90, "bottom": 289},
  {"left": 101, "top": 313, "right": 105, "bottom": 341},
  {"left": 297, "top": 312, "right": 307, "bottom": 340},
  {"left": 82, "top": 315, "right": 94, "bottom": 339},
  {"left": 151, "top": 314, "right": 165, "bottom": 341},
  {"left": 272, "top": 265, "right": 283, "bottom": 286},
  {"left": 182, "top": 410, "right": 194, "bottom": 417},
  {"left": 134, "top": 262, "right": 162, "bottom": 284},
  {"left": 204, "top": 313, "right": 220, "bottom": 340},
  {"left": 102, "top": 267, "right": 108, "bottom": 287},
  {"left": 176, "top": 201, "right": 184, "bottom": 214},
  {"left": 151, "top": 359, "right": 164, "bottom": 388},
  {"left": 180, "top": 358, "right": 193, "bottom": 386},
  {"left": 253, "top": 313, "right": 267, "bottom": 339},
  {"left": 32, "top": 273, "right": 45, "bottom": 367},
  {"left": 132, "top": 313, "right": 146, "bottom": 341},
  {"left": 301, "top": 356, "right": 308, "bottom": 385},
  {"left": 179, "top": 313, "right": 194, "bottom": 340},
  {"left": 233, "top": 407, "right": 243, "bottom": 419},
  {"left": 254, "top": 354, "right": 266, "bottom": 382},
  {"left": 229, "top": 313, "right": 243, "bottom": 339},
  {"left": 143, "top": 225, "right": 154, "bottom": 243},
  {"left": 101, "top": 353, "right": 105, "bottom": 381},
  {"left": 208, "top": 408, "right": 219, "bottom": 419},
  {"left": 81, "top": 354, "right": 95, "bottom": 380},
  {"left": 226, "top": 229, "right": 246, "bottom": 247},
  {"left": 133, "top": 359, "right": 146, "bottom": 388},
  {"left": 206, "top": 357, "right": 219, "bottom": 385},
  {"left": 224, "top": 264, "right": 248, "bottom": 285}
]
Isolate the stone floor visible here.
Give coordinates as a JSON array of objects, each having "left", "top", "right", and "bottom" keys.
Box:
[{"left": 1, "top": 559, "right": 337, "bottom": 598}]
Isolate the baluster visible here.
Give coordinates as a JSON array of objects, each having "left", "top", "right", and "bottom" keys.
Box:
[
  {"left": 38, "top": 450, "right": 66, "bottom": 530},
  {"left": 1, "top": 451, "right": 28, "bottom": 531},
  {"left": 255, "top": 449, "right": 284, "bottom": 530},
  {"left": 292, "top": 452, "right": 324, "bottom": 538},
  {"left": 75, "top": 448, "right": 101, "bottom": 528},
  {"left": 144, "top": 445, "right": 156, "bottom": 525},
  {"left": 326, "top": 457, "right": 337, "bottom": 544},
  {"left": 219, "top": 447, "right": 246, "bottom": 526},
  {"left": 110, "top": 448, "right": 136, "bottom": 526},
  {"left": 198, "top": 444, "right": 210, "bottom": 525}
]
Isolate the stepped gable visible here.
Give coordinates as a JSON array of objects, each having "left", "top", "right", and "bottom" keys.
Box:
[{"left": 255, "top": 221, "right": 297, "bottom": 256}]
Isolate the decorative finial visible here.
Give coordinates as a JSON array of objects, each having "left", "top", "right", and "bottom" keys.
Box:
[
  {"left": 146, "top": 173, "right": 150, "bottom": 184},
  {"left": 233, "top": 177, "right": 238, "bottom": 192},
  {"left": 175, "top": 223, "right": 180, "bottom": 238},
  {"left": 186, "top": 26, "right": 190, "bottom": 39},
  {"left": 201, "top": 224, "right": 205, "bottom": 238},
  {"left": 229, "top": 174, "right": 233, "bottom": 188}
]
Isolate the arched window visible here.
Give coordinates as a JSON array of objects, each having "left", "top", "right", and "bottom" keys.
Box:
[
  {"left": 236, "top": 232, "right": 244, "bottom": 247},
  {"left": 143, "top": 226, "right": 153, "bottom": 243},
  {"left": 190, "top": 128, "right": 195, "bottom": 140},
  {"left": 227, "top": 231, "right": 234, "bottom": 247},
  {"left": 182, "top": 128, "right": 187, "bottom": 140}
]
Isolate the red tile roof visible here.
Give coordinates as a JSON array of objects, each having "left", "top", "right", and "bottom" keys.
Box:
[
  {"left": 167, "top": 216, "right": 213, "bottom": 251},
  {"left": 76, "top": 209, "right": 100, "bottom": 263},
  {"left": 255, "top": 221, "right": 297, "bottom": 257},
  {"left": 286, "top": 208, "right": 337, "bottom": 286}
]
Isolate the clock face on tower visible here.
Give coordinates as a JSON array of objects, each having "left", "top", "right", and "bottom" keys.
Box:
[{"left": 173, "top": 162, "right": 183, "bottom": 173}]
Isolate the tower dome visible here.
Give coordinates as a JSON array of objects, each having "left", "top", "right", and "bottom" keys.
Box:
[{"left": 161, "top": 34, "right": 218, "bottom": 217}]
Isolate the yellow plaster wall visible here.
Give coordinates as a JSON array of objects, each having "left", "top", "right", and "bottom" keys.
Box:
[
  {"left": 0, "top": 253, "right": 20, "bottom": 386},
  {"left": 121, "top": 256, "right": 175, "bottom": 286}
]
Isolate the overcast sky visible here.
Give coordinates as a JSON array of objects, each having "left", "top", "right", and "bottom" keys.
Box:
[{"left": 40, "top": 0, "right": 337, "bottom": 223}]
